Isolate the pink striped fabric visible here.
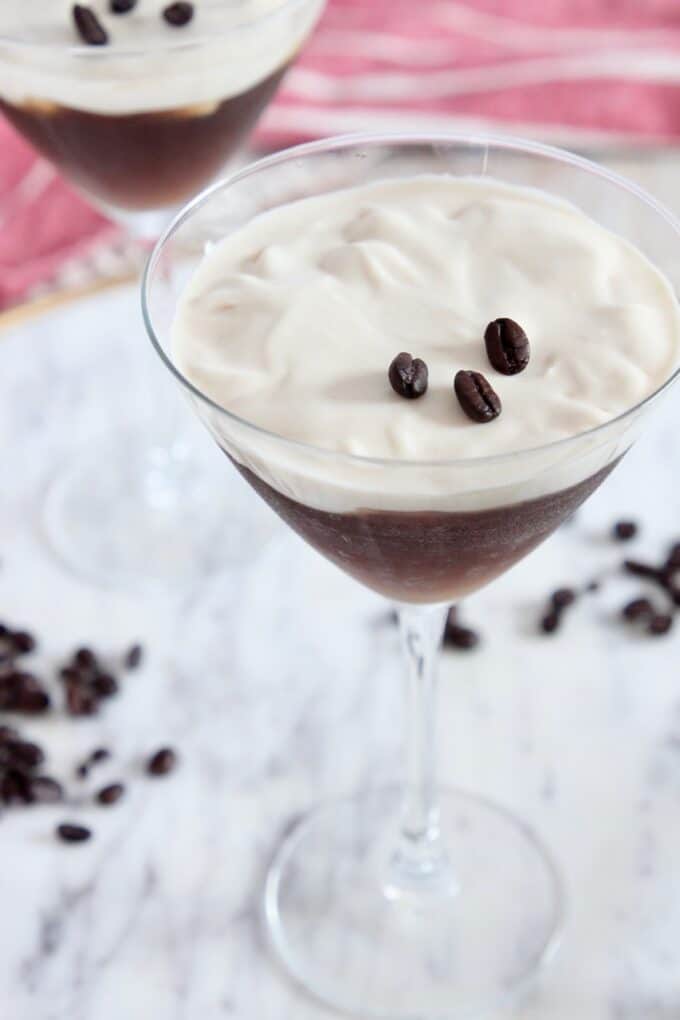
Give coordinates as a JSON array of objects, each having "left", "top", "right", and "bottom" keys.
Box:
[
  {"left": 256, "top": 0, "right": 680, "bottom": 149},
  {"left": 3, "top": 0, "right": 680, "bottom": 309}
]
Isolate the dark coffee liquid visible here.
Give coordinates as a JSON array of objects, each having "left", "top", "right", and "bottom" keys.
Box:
[
  {"left": 238, "top": 461, "right": 618, "bottom": 603},
  {"left": 1, "top": 63, "right": 288, "bottom": 210}
]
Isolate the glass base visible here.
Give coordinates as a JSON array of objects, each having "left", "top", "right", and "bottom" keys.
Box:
[
  {"left": 265, "top": 787, "right": 563, "bottom": 1019},
  {"left": 43, "top": 433, "right": 278, "bottom": 590}
]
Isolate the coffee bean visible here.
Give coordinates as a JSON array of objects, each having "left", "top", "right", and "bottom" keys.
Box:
[
  {"left": 11, "top": 631, "right": 35, "bottom": 655},
  {"left": 0, "top": 726, "right": 19, "bottom": 745},
  {"left": 622, "top": 597, "right": 653, "bottom": 622},
  {"left": 623, "top": 559, "right": 663, "bottom": 583},
  {"left": 30, "top": 777, "right": 63, "bottom": 804},
  {"left": 124, "top": 643, "right": 144, "bottom": 671},
  {"left": 90, "top": 747, "right": 111, "bottom": 765},
  {"left": 443, "top": 624, "right": 479, "bottom": 650},
  {"left": 72, "top": 5, "right": 109, "bottom": 45},
  {"left": 17, "top": 689, "right": 50, "bottom": 714},
  {"left": 162, "top": 2, "right": 194, "bottom": 26},
  {"left": 649, "top": 613, "right": 673, "bottom": 636},
  {"left": 9, "top": 740, "right": 45, "bottom": 770},
  {"left": 93, "top": 673, "right": 118, "bottom": 697},
  {"left": 76, "top": 763, "right": 89, "bottom": 780},
  {"left": 96, "top": 783, "right": 125, "bottom": 806},
  {"left": 2, "top": 768, "right": 33, "bottom": 805},
  {"left": 60, "top": 666, "right": 82, "bottom": 684},
  {"left": 147, "top": 747, "right": 177, "bottom": 776},
  {"left": 388, "top": 352, "right": 429, "bottom": 399},
  {"left": 484, "top": 318, "right": 530, "bottom": 375},
  {"left": 110, "top": 0, "right": 137, "bottom": 11},
  {"left": 613, "top": 520, "right": 637, "bottom": 541},
  {"left": 454, "top": 370, "right": 501, "bottom": 423},
  {"left": 540, "top": 612, "right": 560, "bottom": 634},
  {"left": 551, "top": 588, "right": 576, "bottom": 611},
  {"left": 65, "top": 684, "right": 98, "bottom": 717},
  {"left": 74, "top": 648, "right": 98, "bottom": 671},
  {"left": 57, "top": 823, "right": 92, "bottom": 843}
]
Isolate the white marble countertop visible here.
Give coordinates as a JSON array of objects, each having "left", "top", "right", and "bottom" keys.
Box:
[{"left": 3, "top": 152, "right": 680, "bottom": 1020}]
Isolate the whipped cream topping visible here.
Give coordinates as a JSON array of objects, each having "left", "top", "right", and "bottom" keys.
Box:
[
  {"left": 0, "top": 0, "right": 322, "bottom": 115},
  {"left": 172, "top": 175, "right": 680, "bottom": 512}
]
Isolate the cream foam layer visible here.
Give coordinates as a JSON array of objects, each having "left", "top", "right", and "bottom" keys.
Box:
[
  {"left": 0, "top": 0, "right": 322, "bottom": 115},
  {"left": 173, "top": 176, "right": 680, "bottom": 513}
]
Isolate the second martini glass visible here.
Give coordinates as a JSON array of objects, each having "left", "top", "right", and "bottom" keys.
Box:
[
  {"left": 0, "top": 0, "right": 323, "bottom": 586},
  {"left": 143, "top": 134, "right": 680, "bottom": 1016}
]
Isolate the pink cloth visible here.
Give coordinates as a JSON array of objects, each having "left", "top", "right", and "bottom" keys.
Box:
[{"left": 3, "top": 0, "right": 680, "bottom": 309}]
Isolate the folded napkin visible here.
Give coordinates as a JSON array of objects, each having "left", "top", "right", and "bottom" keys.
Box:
[{"left": 3, "top": 0, "right": 680, "bottom": 310}]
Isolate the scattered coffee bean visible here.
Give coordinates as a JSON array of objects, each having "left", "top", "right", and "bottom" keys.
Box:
[
  {"left": 147, "top": 747, "right": 177, "bottom": 776},
  {"left": 90, "top": 747, "right": 111, "bottom": 765},
  {"left": 162, "top": 2, "right": 194, "bottom": 26},
  {"left": 93, "top": 673, "right": 118, "bottom": 697},
  {"left": 0, "top": 726, "right": 19, "bottom": 744},
  {"left": 2, "top": 768, "right": 33, "bottom": 805},
  {"left": 540, "top": 612, "right": 560, "bottom": 634},
  {"left": 454, "top": 370, "right": 501, "bottom": 423},
  {"left": 74, "top": 648, "right": 98, "bottom": 672},
  {"left": 613, "top": 520, "right": 638, "bottom": 541},
  {"left": 124, "top": 643, "right": 144, "bottom": 671},
  {"left": 622, "top": 597, "right": 653, "bottom": 622},
  {"left": 110, "top": 0, "right": 137, "bottom": 11},
  {"left": 72, "top": 5, "right": 109, "bottom": 45},
  {"left": 65, "top": 684, "right": 98, "bottom": 717},
  {"left": 57, "top": 823, "right": 92, "bottom": 844},
  {"left": 484, "top": 318, "right": 530, "bottom": 376},
  {"left": 649, "top": 613, "right": 673, "bottom": 636},
  {"left": 388, "top": 352, "right": 429, "bottom": 399},
  {"left": 76, "top": 763, "right": 89, "bottom": 780},
  {"left": 551, "top": 588, "right": 576, "bottom": 611},
  {"left": 11, "top": 631, "right": 35, "bottom": 655},
  {"left": 443, "top": 624, "right": 479, "bottom": 650},
  {"left": 30, "top": 777, "right": 63, "bottom": 804},
  {"left": 10, "top": 741, "right": 44, "bottom": 770},
  {"left": 623, "top": 559, "right": 663, "bottom": 583},
  {"left": 96, "top": 783, "right": 125, "bottom": 806}
]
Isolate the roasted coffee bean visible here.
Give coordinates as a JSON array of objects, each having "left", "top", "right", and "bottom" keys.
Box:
[
  {"left": 162, "top": 2, "right": 194, "bottom": 26},
  {"left": 9, "top": 740, "right": 45, "bottom": 770},
  {"left": 76, "top": 763, "right": 89, "bottom": 780},
  {"left": 484, "top": 318, "right": 530, "bottom": 375},
  {"left": 11, "top": 631, "right": 35, "bottom": 655},
  {"left": 74, "top": 648, "right": 98, "bottom": 671},
  {"left": 623, "top": 559, "right": 663, "bottom": 583},
  {"left": 454, "top": 370, "right": 501, "bottom": 423},
  {"left": 649, "top": 613, "right": 673, "bottom": 636},
  {"left": 2, "top": 768, "right": 33, "bottom": 805},
  {"left": 57, "top": 823, "right": 92, "bottom": 843},
  {"left": 0, "top": 726, "right": 19, "bottom": 744},
  {"left": 110, "top": 0, "right": 137, "bottom": 11},
  {"left": 540, "top": 612, "right": 560, "bottom": 634},
  {"left": 551, "top": 588, "right": 576, "bottom": 611},
  {"left": 443, "top": 624, "right": 479, "bottom": 650},
  {"left": 147, "top": 747, "right": 177, "bottom": 776},
  {"left": 93, "top": 673, "right": 118, "bottom": 697},
  {"left": 60, "top": 666, "right": 81, "bottom": 684},
  {"left": 613, "top": 520, "right": 638, "bottom": 541},
  {"left": 622, "top": 597, "right": 653, "bottom": 622},
  {"left": 388, "top": 352, "right": 429, "bottom": 399},
  {"left": 90, "top": 747, "right": 111, "bottom": 765},
  {"left": 124, "top": 643, "right": 144, "bottom": 670},
  {"left": 65, "top": 684, "right": 98, "bottom": 717},
  {"left": 17, "top": 689, "right": 50, "bottom": 714},
  {"left": 72, "top": 5, "right": 109, "bottom": 45},
  {"left": 96, "top": 783, "right": 125, "bottom": 806},
  {"left": 30, "top": 777, "right": 63, "bottom": 804}
]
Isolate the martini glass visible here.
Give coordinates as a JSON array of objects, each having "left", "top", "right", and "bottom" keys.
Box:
[
  {"left": 142, "top": 134, "right": 680, "bottom": 1017},
  {"left": 0, "top": 0, "right": 323, "bottom": 587}
]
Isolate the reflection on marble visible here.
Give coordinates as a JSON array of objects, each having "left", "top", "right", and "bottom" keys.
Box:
[{"left": 2, "top": 264, "right": 680, "bottom": 1019}]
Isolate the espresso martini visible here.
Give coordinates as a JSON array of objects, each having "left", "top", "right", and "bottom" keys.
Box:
[
  {"left": 0, "top": 0, "right": 322, "bottom": 210},
  {"left": 172, "top": 176, "right": 680, "bottom": 602}
]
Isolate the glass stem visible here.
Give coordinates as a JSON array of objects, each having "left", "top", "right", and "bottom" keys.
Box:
[{"left": 385, "top": 602, "right": 455, "bottom": 899}]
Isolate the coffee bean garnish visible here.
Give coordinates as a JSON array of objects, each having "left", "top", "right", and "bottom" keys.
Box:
[
  {"left": 388, "top": 352, "right": 428, "bottom": 399},
  {"left": 72, "top": 5, "right": 109, "bottom": 45},
  {"left": 613, "top": 520, "right": 638, "bottom": 541},
  {"left": 649, "top": 613, "right": 673, "bottom": 636},
  {"left": 444, "top": 624, "right": 479, "bottom": 650},
  {"left": 551, "top": 588, "right": 576, "bottom": 611},
  {"left": 622, "top": 597, "right": 653, "bottom": 622},
  {"left": 454, "top": 370, "right": 501, "bottom": 423},
  {"left": 57, "top": 823, "right": 92, "bottom": 844},
  {"left": 97, "top": 783, "right": 125, "bottom": 806},
  {"left": 540, "top": 612, "right": 560, "bottom": 634},
  {"left": 74, "top": 647, "right": 98, "bottom": 672},
  {"left": 162, "top": 2, "right": 194, "bottom": 26},
  {"left": 623, "top": 559, "right": 664, "bottom": 584},
  {"left": 90, "top": 747, "right": 111, "bottom": 765},
  {"left": 11, "top": 631, "right": 36, "bottom": 655},
  {"left": 147, "top": 747, "right": 177, "bottom": 776},
  {"left": 110, "top": 0, "right": 137, "bottom": 12},
  {"left": 484, "top": 318, "right": 530, "bottom": 376},
  {"left": 94, "top": 673, "right": 119, "bottom": 697},
  {"left": 124, "top": 643, "right": 143, "bottom": 671}
]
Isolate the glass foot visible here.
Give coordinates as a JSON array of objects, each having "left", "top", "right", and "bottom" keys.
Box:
[
  {"left": 43, "top": 433, "right": 279, "bottom": 590},
  {"left": 265, "top": 787, "right": 563, "bottom": 1019}
]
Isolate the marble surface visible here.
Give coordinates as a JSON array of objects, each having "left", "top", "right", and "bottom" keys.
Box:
[{"left": 3, "top": 156, "right": 680, "bottom": 1019}]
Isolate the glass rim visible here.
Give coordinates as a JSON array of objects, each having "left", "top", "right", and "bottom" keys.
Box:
[
  {"left": 142, "top": 130, "right": 680, "bottom": 472},
  {"left": 0, "top": 0, "right": 312, "bottom": 57}
]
